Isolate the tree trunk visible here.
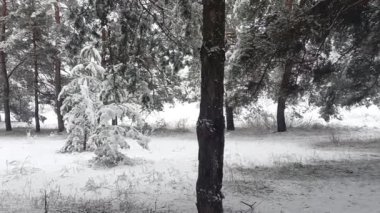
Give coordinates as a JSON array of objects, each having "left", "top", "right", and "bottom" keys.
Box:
[
  {"left": 277, "top": 60, "right": 292, "bottom": 132},
  {"left": 285, "top": 0, "right": 294, "bottom": 10},
  {"left": 54, "top": 1, "right": 64, "bottom": 132},
  {"left": 83, "top": 129, "right": 87, "bottom": 151},
  {"left": 277, "top": 0, "right": 294, "bottom": 133},
  {"left": 55, "top": 58, "right": 64, "bottom": 132},
  {"left": 277, "top": 96, "right": 287, "bottom": 132},
  {"left": 196, "top": 1, "right": 225, "bottom": 212},
  {"left": 33, "top": 30, "right": 40, "bottom": 133},
  {"left": 112, "top": 117, "right": 118, "bottom": 126},
  {"left": 0, "top": 0, "right": 11, "bottom": 131},
  {"left": 226, "top": 105, "right": 235, "bottom": 131},
  {"left": 1, "top": 67, "right": 11, "bottom": 131},
  {"left": 0, "top": 56, "right": 11, "bottom": 131}
]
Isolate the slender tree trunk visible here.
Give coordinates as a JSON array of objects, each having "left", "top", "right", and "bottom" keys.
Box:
[
  {"left": 277, "top": 96, "right": 287, "bottom": 132},
  {"left": 54, "top": 1, "right": 64, "bottom": 132},
  {"left": 196, "top": 1, "right": 225, "bottom": 212},
  {"left": 83, "top": 129, "right": 87, "bottom": 151},
  {"left": 104, "top": 29, "right": 118, "bottom": 127},
  {"left": 226, "top": 105, "right": 235, "bottom": 131},
  {"left": 102, "top": 25, "right": 118, "bottom": 127},
  {"left": 276, "top": 0, "right": 294, "bottom": 133},
  {"left": 277, "top": 60, "right": 292, "bottom": 132},
  {"left": 55, "top": 58, "right": 64, "bottom": 131},
  {"left": 0, "top": 0, "right": 11, "bottom": 131},
  {"left": 33, "top": 30, "right": 40, "bottom": 133}
]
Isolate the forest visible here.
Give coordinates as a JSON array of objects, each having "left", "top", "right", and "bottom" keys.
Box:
[{"left": 0, "top": 0, "right": 379, "bottom": 212}]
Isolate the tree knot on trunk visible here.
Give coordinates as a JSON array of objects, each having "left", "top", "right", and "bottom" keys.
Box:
[
  {"left": 197, "top": 188, "right": 225, "bottom": 203},
  {"left": 197, "top": 119, "right": 217, "bottom": 133},
  {"left": 201, "top": 42, "right": 225, "bottom": 59}
]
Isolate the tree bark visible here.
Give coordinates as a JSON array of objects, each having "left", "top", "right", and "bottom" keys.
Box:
[
  {"left": 54, "top": 1, "right": 64, "bottom": 132},
  {"left": 285, "top": 0, "right": 294, "bottom": 10},
  {"left": 83, "top": 129, "right": 87, "bottom": 151},
  {"left": 196, "top": 1, "right": 225, "bottom": 212},
  {"left": 33, "top": 30, "right": 40, "bottom": 132},
  {"left": 55, "top": 58, "right": 64, "bottom": 132},
  {"left": 0, "top": 0, "right": 11, "bottom": 131},
  {"left": 112, "top": 117, "right": 118, "bottom": 126},
  {"left": 277, "top": 96, "right": 287, "bottom": 132},
  {"left": 277, "top": 60, "right": 292, "bottom": 132},
  {"left": 226, "top": 105, "right": 235, "bottom": 131}
]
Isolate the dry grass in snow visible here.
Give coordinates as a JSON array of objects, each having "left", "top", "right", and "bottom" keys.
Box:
[{"left": 0, "top": 127, "right": 380, "bottom": 212}]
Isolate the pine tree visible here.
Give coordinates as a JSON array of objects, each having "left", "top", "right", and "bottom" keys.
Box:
[
  {"left": 13, "top": 0, "right": 58, "bottom": 132},
  {"left": 60, "top": 46, "right": 104, "bottom": 152},
  {"left": 61, "top": 45, "right": 149, "bottom": 166},
  {"left": 310, "top": 0, "right": 378, "bottom": 120},
  {"left": 230, "top": 0, "right": 348, "bottom": 131}
]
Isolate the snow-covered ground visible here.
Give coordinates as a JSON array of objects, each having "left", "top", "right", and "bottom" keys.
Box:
[
  {"left": 1, "top": 102, "right": 380, "bottom": 212},
  {"left": 0, "top": 127, "right": 380, "bottom": 212}
]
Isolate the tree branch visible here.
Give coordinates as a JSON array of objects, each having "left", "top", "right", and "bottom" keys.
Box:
[{"left": 7, "top": 57, "right": 27, "bottom": 78}]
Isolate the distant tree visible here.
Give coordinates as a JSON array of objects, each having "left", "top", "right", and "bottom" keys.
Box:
[
  {"left": 53, "top": 0, "right": 65, "bottom": 132},
  {"left": 224, "top": 0, "right": 239, "bottom": 131},
  {"left": 12, "top": 0, "right": 58, "bottom": 132},
  {"left": 310, "top": 0, "right": 378, "bottom": 121},
  {"left": 196, "top": 0, "right": 225, "bottom": 212},
  {"left": 0, "top": 0, "right": 36, "bottom": 130},
  {"left": 227, "top": 0, "right": 281, "bottom": 130},
  {"left": 230, "top": 0, "right": 360, "bottom": 132}
]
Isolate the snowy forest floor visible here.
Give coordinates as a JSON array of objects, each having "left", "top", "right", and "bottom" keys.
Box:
[{"left": 0, "top": 127, "right": 380, "bottom": 213}]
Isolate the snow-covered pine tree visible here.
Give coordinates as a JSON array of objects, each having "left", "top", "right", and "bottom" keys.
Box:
[
  {"left": 60, "top": 46, "right": 104, "bottom": 152},
  {"left": 61, "top": 45, "right": 148, "bottom": 167},
  {"left": 60, "top": 0, "right": 202, "bottom": 166}
]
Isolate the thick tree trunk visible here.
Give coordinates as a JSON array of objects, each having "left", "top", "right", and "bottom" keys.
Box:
[
  {"left": 112, "top": 117, "right": 118, "bottom": 126},
  {"left": 54, "top": 1, "right": 64, "bottom": 132},
  {"left": 226, "top": 105, "right": 235, "bottom": 131},
  {"left": 0, "top": 56, "right": 11, "bottom": 131},
  {"left": 33, "top": 31, "right": 40, "bottom": 133},
  {"left": 0, "top": 0, "right": 11, "bottom": 131},
  {"left": 196, "top": 1, "right": 225, "bottom": 212},
  {"left": 277, "top": 60, "right": 292, "bottom": 132},
  {"left": 285, "top": 0, "right": 294, "bottom": 10}
]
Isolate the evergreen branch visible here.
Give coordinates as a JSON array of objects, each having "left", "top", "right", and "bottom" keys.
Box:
[
  {"left": 251, "top": 55, "right": 275, "bottom": 98},
  {"left": 137, "top": 0, "right": 184, "bottom": 46}
]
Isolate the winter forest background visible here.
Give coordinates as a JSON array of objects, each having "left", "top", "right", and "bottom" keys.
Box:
[{"left": 0, "top": 0, "right": 379, "bottom": 212}]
